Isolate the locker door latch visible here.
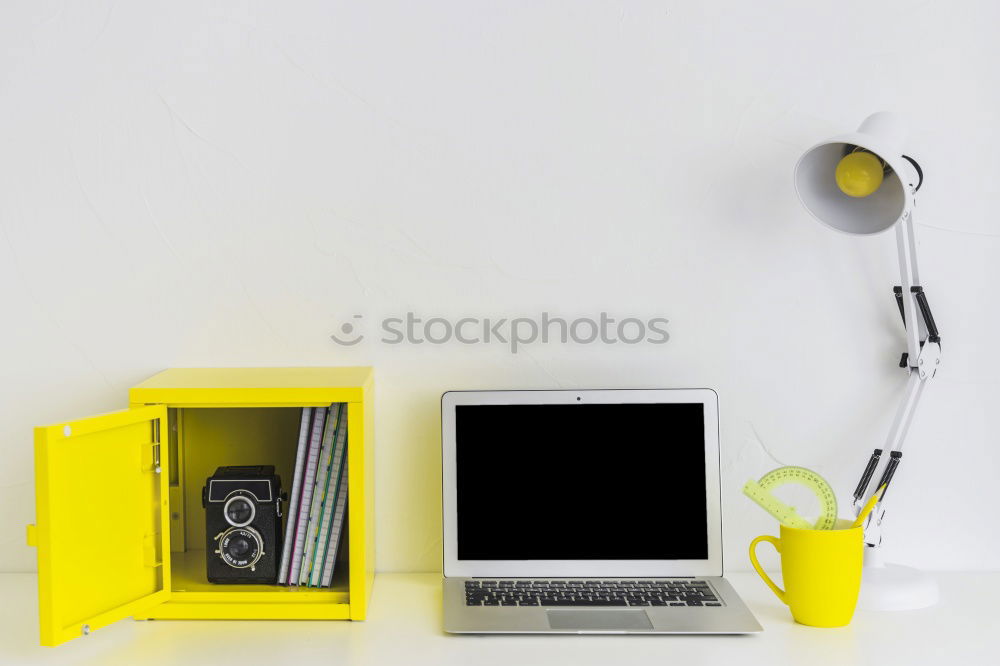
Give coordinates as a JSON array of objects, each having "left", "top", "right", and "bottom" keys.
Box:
[{"left": 152, "top": 419, "right": 161, "bottom": 474}]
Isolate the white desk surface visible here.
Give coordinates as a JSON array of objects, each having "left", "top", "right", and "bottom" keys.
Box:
[{"left": 1, "top": 572, "right": 996, "bottom": 665}]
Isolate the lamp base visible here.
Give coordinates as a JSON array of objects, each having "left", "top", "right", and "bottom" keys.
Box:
[{"left": 858, "top": 547, "right": 939, "bottom": 611}]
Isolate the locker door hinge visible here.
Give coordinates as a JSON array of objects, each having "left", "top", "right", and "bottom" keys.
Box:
[{"left": 152, "top": 419, "right": 162, "bottom": 474}]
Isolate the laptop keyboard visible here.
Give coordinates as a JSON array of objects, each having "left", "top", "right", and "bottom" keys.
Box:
[{"left": 464, "top": 579, "right": 721, "bottom": 607}]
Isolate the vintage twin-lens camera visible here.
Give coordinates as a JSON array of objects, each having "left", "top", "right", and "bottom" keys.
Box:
[{"left": 202, "top": 465, "right": 284, "bottom": 583}]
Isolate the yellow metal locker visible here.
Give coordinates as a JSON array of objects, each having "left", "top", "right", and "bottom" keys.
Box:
[{"left": 27, "top": 367, "right": 375, "bottom": 647}]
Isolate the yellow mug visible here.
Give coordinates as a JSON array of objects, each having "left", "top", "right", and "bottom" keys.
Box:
[{"left": 749, "top": 520, "right": 863, "bottom": 627}]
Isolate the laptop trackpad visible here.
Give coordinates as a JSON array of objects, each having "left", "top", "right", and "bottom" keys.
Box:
[{"left": 547, "top": 610, "right": 653, "bottom": 631}]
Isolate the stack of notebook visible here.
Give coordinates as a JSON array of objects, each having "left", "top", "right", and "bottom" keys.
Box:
[{"left": 277, "top": 405, "right": 350, "bottom": 587}]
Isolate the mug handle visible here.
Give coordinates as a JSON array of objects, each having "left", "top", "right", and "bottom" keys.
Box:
[{"left": 749, "top": 535, "right": 786, "bottom": 603}]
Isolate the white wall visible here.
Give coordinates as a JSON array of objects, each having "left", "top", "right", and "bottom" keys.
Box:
[{"left": 1, "top": 0, "right": 997, "bottom": 574}]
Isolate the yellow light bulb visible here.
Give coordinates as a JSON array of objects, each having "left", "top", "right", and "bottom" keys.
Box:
[{"left": 835, "top": 151, "right": 884, "bottom": 197}]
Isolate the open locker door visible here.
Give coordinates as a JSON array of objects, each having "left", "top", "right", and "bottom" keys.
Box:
[{"left": 27, "top": 405, "right": 171, "bottom": 646}]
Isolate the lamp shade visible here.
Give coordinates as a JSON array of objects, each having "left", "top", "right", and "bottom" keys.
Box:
[{"left": 794, "top": 112, "right": 917, "bottom": 235}]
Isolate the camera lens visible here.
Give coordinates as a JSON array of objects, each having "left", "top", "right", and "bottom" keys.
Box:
[
  {"left": 223, "top": 495, "right": 255, "bottom": 527},
  {"left": 229, "top": 536, "right": 251, "bottom": 558},
  {"left": 218, "top": 526, "right": 263, "bottom": 569}
]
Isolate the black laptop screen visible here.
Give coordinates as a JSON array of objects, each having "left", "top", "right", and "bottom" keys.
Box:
[{"left": 455, "top": 402, "right": 709, "bottom": 561}]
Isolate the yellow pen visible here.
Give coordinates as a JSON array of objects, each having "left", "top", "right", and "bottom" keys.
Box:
[{"left": 851, "top": 484, "right": 887, "bottom": 530}]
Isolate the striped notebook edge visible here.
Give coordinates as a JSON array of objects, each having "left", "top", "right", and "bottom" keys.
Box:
[
  {"left": 277, "top": 407, "right": 312, "bottom": 585},
  {"left": 310, "top": 409, "right": 349, "bottom": 587}
]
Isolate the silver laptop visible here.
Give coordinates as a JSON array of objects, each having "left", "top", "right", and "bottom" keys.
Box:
[{"left": 441, "top": 389, "right": 762, "bottom": 634}]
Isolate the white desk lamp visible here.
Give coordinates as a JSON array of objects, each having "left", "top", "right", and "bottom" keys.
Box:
[{"left": 794, "top": 112, "right": 941, "bottom": 611}]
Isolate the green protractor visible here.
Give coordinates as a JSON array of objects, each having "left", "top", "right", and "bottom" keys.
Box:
[{"left": 742, "top": 466, "right": 838, "bottom": 530}]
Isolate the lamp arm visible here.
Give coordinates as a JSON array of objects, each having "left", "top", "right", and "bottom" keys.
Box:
[
  {"left": 853, "top": 210, "right": 942, "bottom": 548},
  {"left": 896, "top": 215, "right": 925, "bottom": 361},
  {"left": 896, "top": 211, "right": 942, "bottom": 379}
]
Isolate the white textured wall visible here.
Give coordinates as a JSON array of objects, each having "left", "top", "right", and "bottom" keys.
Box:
[{"left": 1, "top": 1, "right": 997, "bottom": 573}]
